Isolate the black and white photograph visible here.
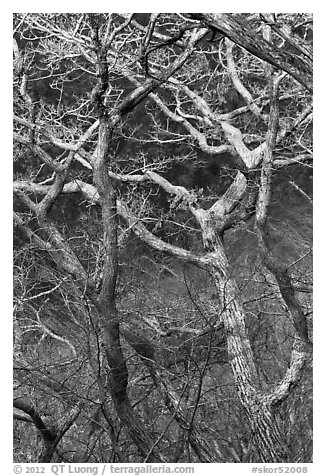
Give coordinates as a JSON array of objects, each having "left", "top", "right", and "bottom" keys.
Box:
[{"left": 12, "top": 10, "right": 313, "bottom": 467}]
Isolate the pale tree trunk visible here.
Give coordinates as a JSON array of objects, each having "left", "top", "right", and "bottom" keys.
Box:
[
  {"left": 246, "top": 399, "right": 288, "bottom": 463},
  {"left": 202, "top": 230, "right": 290, "bottom": 462},
  {"left": 15, "top": 173, "right": 306, "bottom": 462},
  {"left": 116, "top": 184, "right": 307, "bottom": 462}
]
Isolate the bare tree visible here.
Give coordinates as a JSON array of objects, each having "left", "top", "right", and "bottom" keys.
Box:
[{"left": 13, "top": 13, "right": 312, "bottom": 463}]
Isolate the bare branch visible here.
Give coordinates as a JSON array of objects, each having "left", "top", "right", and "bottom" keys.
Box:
[
  {"left": 225, "top": 38, "right": 266, "bottom": 120},
  {"left": 190, "top": 13, "right": 312, "bottom": 91}
]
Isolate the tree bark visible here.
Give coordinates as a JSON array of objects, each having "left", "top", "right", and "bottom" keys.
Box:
[
  {"left": 92, "top": 122, "right": 165, "bottom": 462},
  {"left": 202, "top": 231, "right": 290, "bottom": 462},
  {"left": 190, "top": 13, "right": 312, "bottom": 92},
  {"left": 14, "top": 175, "right": 307, "bottom": 462},
  {"left": 246, "top": 398, "right": 289, "bottom": 462}
]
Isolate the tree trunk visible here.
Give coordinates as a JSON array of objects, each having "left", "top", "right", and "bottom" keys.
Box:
[
  {"left": 203, "top": 232, "right": 289, "bottom": 462},
  {"left": 92, "top": 122, "right": 165, "bottom": 462},
  {"left": 247, "top": 399, "right": 288, "bottom": 462}
]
